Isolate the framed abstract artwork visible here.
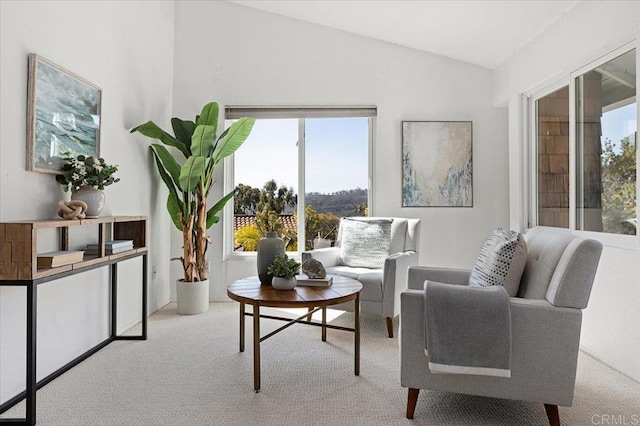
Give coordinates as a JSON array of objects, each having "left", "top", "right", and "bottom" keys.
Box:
[
  {"left": 402, "top": 121, "right": 473, "bottom": 207},
  {"left": 27, "top": 54, "right": 102, "bottom": 174}
]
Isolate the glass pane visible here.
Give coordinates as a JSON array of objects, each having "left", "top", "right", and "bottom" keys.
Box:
[
  {"left": 304, "top": 118, "right": 369, "bottom": 250},
  {"left": 536, "top": 86, "right": 570, "bottom": 228},
  {"left": 233, "top": 119, "right": 299, "bottom": 251},
  {"left": 576, "top": 49, "right": 636, "bottom": 235}
]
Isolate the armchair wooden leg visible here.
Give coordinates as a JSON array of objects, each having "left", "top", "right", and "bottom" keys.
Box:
[
  {"left": 407, "top": 388, "right": 420, "bottom": 419},
  {"left": 386, "top": 317, "right": 394, "bottom": 338},
  {"left": 544, "top": 404, "right": 560, "bottom": 426}
]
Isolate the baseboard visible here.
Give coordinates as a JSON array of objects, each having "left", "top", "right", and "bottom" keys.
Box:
[
  {"left": 118, "top": 299, "right": 171, "bottom": 334},
  {"left": 580, "top": 346, "right": 640, "bottom": 384}
]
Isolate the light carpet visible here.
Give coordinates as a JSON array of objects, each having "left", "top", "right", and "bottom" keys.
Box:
[{"left": 2, "top": 302, "right": 639, "bottom": 425}]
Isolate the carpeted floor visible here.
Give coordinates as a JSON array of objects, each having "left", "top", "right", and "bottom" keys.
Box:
[{"left": 3, "top": 302, "right": 639, "bottom": 425}]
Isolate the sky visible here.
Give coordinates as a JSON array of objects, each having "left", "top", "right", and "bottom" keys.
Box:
[
  {"left": 601, "top": 102, "right": 637, "bottom": 151},
  {"left": 233, "top": 117, "right": 369, "bottom": 194}
]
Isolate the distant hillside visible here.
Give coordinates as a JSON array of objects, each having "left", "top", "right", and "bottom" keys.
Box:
[{"left": 306, "top": 188, "right": 368, "bottom": 217}]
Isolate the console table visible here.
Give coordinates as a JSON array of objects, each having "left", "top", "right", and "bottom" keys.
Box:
[{"left": 0, "top": 216, "right": 148, "bottom": 425}]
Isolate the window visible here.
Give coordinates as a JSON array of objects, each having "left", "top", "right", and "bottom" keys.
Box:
[
  {"left": 529, "top": 45, "right": 637, "bottom": 238},
  {"left": 535, "top": 85, "right": 570, "bottom": 228},
  {"left": 576, "top": 49, "right": 636, "bottom": 235},
  {"left": 226, "top": 107, "right": 374, "bottom": 254}
]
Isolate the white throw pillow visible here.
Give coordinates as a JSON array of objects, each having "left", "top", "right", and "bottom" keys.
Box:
[
  {"left": 468, "top": 228, "right": 527, "bottom": 297},
  {"left": 340, "top": 218, "right": 392, "bottom": 269}
]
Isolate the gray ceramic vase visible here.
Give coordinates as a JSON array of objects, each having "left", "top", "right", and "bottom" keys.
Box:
[{"left": 257, "top": 231, "right": 285, "bottom": 285}]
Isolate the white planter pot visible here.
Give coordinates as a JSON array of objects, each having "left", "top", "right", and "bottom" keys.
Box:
[
  {"left": 272, "top": 277, "right": 296, "bottom": 290},
  {"left": 71, "top": 187, "right": 105, "bottom": 217},
  {"left": 176, "top": 279, "right": 209, "bottom": 315}
]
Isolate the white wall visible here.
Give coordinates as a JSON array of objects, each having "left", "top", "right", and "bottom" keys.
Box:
[
  {"left": 494, "top": 1, "right": 640, "bottom": 381},
  {"left": 0, "top": 1, "right": 174, "bottom": 404},
  {"left": 171, "top": 2, "right": 509, "bottom": 300}
]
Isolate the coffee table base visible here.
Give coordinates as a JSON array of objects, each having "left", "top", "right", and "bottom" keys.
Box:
[{"left": 238, "top": 294, "right": 360, "bottom": 392}]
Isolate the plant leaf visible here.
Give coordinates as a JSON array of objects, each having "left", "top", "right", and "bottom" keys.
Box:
[
  {"left": 150, "top": 144, "right": 181, "bottom": 185},
  {"left": 171, "top": 118, "right": 195, "bottom": 150},
  {"left": 151, "top": 147, "right": 180, "bottom": 199},
  {"left": 131, "top": 121, "right": 190, "bottom": 158},
  {"left": 206, "top": 214, "right": 219, "bottom": 229},
  {"left": 166, "top": 193, "right": 183, "bottom": 231},
  {"left": 179, "top": 156, "right": 205, "bottom": 191},
  {"left": 191, "top": 125, "right": 216, "bottom": 157},
  {"left": 212, "top": 118, "right": 255, "bottom": 161},
  {"left": 206, "top": 190, "right": 235, "bottom": 229},
  {"left": 196, "top": 102, "right": 219, "bottom": 137}
]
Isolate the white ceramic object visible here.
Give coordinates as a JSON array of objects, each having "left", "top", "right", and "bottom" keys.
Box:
[
  {"left": 176, "top": 279, "right": 210, "bottom": 315},
  {"left": 272, "top": 277, "right": 296, "bottom": 290},
  {"left": 71, "top": 187, "right": 105, "bottom": 217}
]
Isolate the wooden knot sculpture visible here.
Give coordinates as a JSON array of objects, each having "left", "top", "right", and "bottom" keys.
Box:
[{"left": 57, "top": 200, "right": 88, "bottom": 220}]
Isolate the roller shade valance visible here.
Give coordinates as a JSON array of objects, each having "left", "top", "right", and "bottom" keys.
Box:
[{"left": 225, "top": 106, "right": 377, "bottom": 119}]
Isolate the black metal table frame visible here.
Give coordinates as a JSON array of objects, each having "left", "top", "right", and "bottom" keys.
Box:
[
  {"left": 0, "top": 252, "right": 147, "bottom": 425},
  {"left": 238, "top": 293, "right": 360, "bottom": 393}
]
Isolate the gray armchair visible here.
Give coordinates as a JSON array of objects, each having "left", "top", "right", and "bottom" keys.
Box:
[
  {"left": 400, "top": 227, "right": 603, "bottom": 424},
  {"left": 302, "top": 217, "right": 421, "bottom": 337}
]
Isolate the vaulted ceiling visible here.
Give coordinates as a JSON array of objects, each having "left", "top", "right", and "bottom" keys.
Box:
[{"left": 231, "top": 0, "right": 580, "bottom": 69}]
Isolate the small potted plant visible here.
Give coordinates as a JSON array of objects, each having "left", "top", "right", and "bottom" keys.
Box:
[
  {"left": 55, "top": 154, "right": 120, "bottom": 217},
  {"left": 267, "top": 254, "right": 300, "bottom": 290}
]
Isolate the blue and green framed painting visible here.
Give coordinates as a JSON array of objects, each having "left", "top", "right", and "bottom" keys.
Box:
[{"left": 27, "top": 54, "right": 102, "bottom": 174}]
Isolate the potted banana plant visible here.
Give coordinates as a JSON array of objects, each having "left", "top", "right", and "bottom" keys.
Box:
[{"left": 132, "top": 102, "right": 255, "bottom": 314}]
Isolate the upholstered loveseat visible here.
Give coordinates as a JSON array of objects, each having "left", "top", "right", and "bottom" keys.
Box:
[{"left": 302, "top": 217, "right": 421, "bottom": 337}]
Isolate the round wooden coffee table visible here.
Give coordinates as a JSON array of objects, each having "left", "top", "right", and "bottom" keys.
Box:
[{"left": 227, "top": 275, "right": 363, "bottom": 392}]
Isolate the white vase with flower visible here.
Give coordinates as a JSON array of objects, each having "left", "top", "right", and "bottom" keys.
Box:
[{"left": 55, "top": 154, "right": 120, "bottom": 218}]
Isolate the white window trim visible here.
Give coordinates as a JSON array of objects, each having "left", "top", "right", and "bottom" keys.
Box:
[
  {"left": 522, "top": 41, "right": 639, "bottom": 250},
  {"left": 297, "top": 118, "right": 306, "bottom": 253},
  {"left": 223, "top": 110, "right": 375, "bottom": 260}
]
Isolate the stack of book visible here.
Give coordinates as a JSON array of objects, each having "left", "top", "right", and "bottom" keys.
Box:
[
  {"left": 296, "top": 275, "right": 333, "bottom": 287},
  {"left": 86, "top": 240, "right": 134, "bottom": 255},
  {"left": 37, "top": 250, "right": 85, "bottom": 268}
]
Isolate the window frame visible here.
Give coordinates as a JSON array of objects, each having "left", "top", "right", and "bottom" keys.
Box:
[
  {"left": 223, "top": 108, "right": 375, "bottom": 259},
  {"left": 524, "top": 41, "right": 639, "bottom": 249},
  {"left": 527, "top": 78, "right": 570, "bottom": 229}
]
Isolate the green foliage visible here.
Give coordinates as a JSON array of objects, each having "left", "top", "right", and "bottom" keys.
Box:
[
  {"left": 267, "top": 254, "right": 300, "bottom": 280},
  {"left": 304, "top": 205, "right": 340, "bottom": 250},
  {"left": 235, "top": 180, "right": 297, "bottom": 215},
  {"left": 601, "top": 136, "right": 637, "bottom": 235},
  {"left": 354, "top": 203, "right": 368, "bottom": 216},
  {"left": 132, "top": 101, "right": 255, "bottom": 281},
  {"left": 282, "top": 224, "right": 298, "bottom": 251},
  {"left": 256, "top": 205, "right": 283, "bottom": 235},
  {"left": 235, "top": 180, "right": 297, "bottom": 235},
  {"left": 234, "top": 184, "right": 261, "bottom": 214},
  {"left": 55, "top": 154, "right": 120, "bottom": 192},
  {"left": 233, "top": 182, "right": 363, "bottom": 250},
  {"left": 306, "top": 188, "right": 368, "bottom": 217},
  {"left": 260, "top": 179, "right": 297, "bottom": 213},
  {"left": 234, "top": 224, "right": 261, "bottom": 251}
]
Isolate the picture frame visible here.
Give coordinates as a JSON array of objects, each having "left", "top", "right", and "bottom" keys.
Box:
[
  {"left": 402, "top": 121, "right": 473, "bottom": 207},
  {"left": 27, "top": 54, "right": 102, "bottom": 174}
]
